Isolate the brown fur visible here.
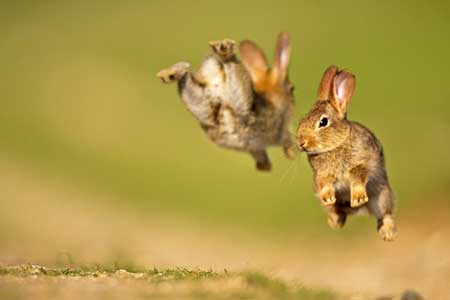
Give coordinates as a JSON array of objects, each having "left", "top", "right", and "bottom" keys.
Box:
[
  {"left": 157, "top": 33, "right": 295, "bottom": 171},
  {"left": 296, "top": 66, "right": 397, "bottom": 241}
]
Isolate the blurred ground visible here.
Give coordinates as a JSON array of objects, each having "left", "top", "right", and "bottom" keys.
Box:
[
  {"left": 1, "top": 158, "right": 449, "bottom": 299},
  {"left": 0, "top": 265, "right": 337, "bottom": 300}
]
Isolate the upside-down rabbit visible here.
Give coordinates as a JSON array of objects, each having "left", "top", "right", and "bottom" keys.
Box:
[{"left": 157, "top": 33, "right": 295, "bottom": 171}]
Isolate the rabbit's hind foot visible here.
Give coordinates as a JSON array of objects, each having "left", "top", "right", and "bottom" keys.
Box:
[
  {"left": 327, "top": 211, "right": 346, "bottom": 229},
  {"left": 378, "top": 215, "right": 397, "bottom": 242},
  {"left": 157, "top": 62, "right": 190, "bottom": 83},
  {"left": 209, "top": 39, "right": 236, "bottom": 61}
]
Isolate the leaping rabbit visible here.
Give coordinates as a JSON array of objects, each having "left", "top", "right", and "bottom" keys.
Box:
[{"left": 157, "top": 33, "right": 296, "bottom": 171}]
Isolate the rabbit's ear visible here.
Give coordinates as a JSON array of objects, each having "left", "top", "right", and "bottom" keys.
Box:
[
  {"left": 317, "top": 65, "right": 339, "bottom": 100},
  {"left": 332, "top": 70, "right": 356, "bottom": 117},
  {"left": 270, "top": 32, "right": 290, "bottom": 84},
  {"left": 239, "top": 40, "right": 269, "bottom": 85}
]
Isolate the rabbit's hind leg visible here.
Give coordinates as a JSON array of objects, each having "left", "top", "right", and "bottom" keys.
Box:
[
  {"left": 209, "top": 39, "right": 254, "bottom": 117},
  {"left": 209, "top": 39, "right": 236, "bottom": 62},
  {"left": 378, "top": 214, "right": 397, "bottom": 242},
  {"left": 157, "top": 62, "right": 191, "bottom": 83},
  {"left": 250, "top": 150, "right": 272, "bottom": 172},
  {"left": 326, "top": 206, "right": 347, "bottom": 229},
  {"left": 368, "top": 184, "right": 397, "bottom": 241}
]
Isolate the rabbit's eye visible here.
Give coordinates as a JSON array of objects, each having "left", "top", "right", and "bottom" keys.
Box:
[{"left": 319, "top": 117, "right": 328, "bottom": 128}]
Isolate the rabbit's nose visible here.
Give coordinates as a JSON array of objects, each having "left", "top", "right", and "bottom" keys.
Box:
[{"left": 297, "top": 139, "right": 306, "bottom": 150}]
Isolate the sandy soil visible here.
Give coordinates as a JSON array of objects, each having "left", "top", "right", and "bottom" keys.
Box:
[{"left": 0, "top": 158, "right": 449, "bottom": 299}]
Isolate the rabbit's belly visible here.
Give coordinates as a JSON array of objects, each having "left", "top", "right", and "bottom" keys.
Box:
[
  {"left": 334, "top": 186, "right": 370, "bottom": 215},
  {"left": 202, "top": 108, "right": 285, "bottom": 150},
  {"left": 333, "top": 177, "right": 375, "bottom": 215},
  {"left": 334, "top": 182, "right": 351, "bottom": 205},
  {"left": 202, "top": 121, "right": 249, "bottom": 150},
  {"left": 212, "top": 132, "right": 246, "bottom": 150},
  {"left": 205, "top": 126, "right": 280, "bottom": 150}
]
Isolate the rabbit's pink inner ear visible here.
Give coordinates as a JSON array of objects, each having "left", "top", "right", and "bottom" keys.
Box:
[
  {"left": 239, "top": 40, "right": 269, "bottom": 84},
  {"left": 332, "top": 71, "right": 356, "bottom": 115},
  {"left": 271, "top": 32, "right": 290, "bottom": 83},
  {"left": 317, "top": 65, "right": 339, "bottom": 100}
]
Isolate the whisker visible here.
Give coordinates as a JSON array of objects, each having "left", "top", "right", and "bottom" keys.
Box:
[
  {"left": 279, "top": 158, "right": 297, "bottom": 184},
  {"left": 279, "top": 152, "right": 302, "bottom": 185},
  {"left": 289, "top": 155, "right": 300, "bottom": 184}
]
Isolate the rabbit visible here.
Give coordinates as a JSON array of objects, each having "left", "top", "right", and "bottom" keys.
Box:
[
  {"left": 157, "top": 33, "right": 295, "bottom": 171},
  {"left": 296, "top": 65, "right": 397, "bottom": 241}
]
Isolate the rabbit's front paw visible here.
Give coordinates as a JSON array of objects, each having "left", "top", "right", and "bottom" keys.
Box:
[
  {"left": 283, "top": 145, "right": 297, "bottom": 159},
  {"left": 320, "top": 187, "right": 336, "bottom": 206},
  {"left": 157, "top": 62, "right": 190, "bottom": 83},
  {"left": 378, "top": 215, "right": 397, "bottom": 242},
  {"left": 209, "top": 39, "right": 236, "bottom": 60},
  {"left": 350, "top": 184, "right": 368, "bottom": 207}
]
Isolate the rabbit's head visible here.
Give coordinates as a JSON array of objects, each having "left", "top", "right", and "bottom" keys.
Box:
[
  {"left": 239, "top": 32, "right": 294, "bottom": 109},
  {"left": 297, "top": 66, "right": 356, "bottom": 154}
]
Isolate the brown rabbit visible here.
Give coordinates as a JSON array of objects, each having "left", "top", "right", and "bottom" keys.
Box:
[
  {"left": 157, "top": 33, "right": 295, "bottom": 171},
  {"left": 296, "top": 66, "right": 397, "bottom": 241}
]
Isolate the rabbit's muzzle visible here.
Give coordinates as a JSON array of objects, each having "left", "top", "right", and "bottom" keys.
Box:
[
  {"left": 297, "top": 136, "right": 308, "bottom": 152},
  {"left": 297, "top": 135, "right": 317, "bottom": 153},
  {"left": 297, "top": 139, "right": 306, "bottom": 151}
]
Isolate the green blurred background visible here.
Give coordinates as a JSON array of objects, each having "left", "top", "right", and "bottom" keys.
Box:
[{"left": 1, "top": 0, "right": 449, "bottom": 239}]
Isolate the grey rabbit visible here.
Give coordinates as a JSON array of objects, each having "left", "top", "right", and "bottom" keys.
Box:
[
  {"left": 296, "top": 66, "right": 397, "bottom": 241},
  {"left": 157, "top": 33, "right": 295, "bottom": 171}
]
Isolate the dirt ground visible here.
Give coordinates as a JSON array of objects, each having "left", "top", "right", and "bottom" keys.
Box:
[{"left": 1, "top": 158, "right": 449, "bottom": 299}]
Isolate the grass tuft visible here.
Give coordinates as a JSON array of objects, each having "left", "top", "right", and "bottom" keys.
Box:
[
  {"left": 0, "top": 264, "right": 219, "bottom": 281},
  {"left": 0, "top": 264, "right": 337, "bottom": 300},
  {"left": 147, "top": 267, "right": 219, "bottom": 282}
]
